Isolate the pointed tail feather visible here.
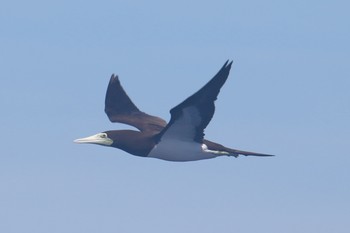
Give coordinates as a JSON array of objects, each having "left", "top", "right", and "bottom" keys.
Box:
[
  {"left": 203, "top": 139, "right": 274, "bottom": 157},
  {"left": 226, "top": 148, "right": 275, "bottom": 157}
]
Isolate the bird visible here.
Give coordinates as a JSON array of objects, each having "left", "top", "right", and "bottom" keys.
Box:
[{"left": 74, "top": 61, "right": 274, "bottom": 161}]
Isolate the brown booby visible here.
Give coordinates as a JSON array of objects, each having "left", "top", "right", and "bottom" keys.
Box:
[{"left": 74, "top": 61, "right": 274, "bottom": 161}]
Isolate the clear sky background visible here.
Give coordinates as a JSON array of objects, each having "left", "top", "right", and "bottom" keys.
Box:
[{"left": 1, "top": 0, "right": 349, "bottom": 232}]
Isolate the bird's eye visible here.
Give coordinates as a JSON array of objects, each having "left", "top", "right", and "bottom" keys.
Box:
[{"left": 100, "top": 134, "right": 107, "bottom": 138}]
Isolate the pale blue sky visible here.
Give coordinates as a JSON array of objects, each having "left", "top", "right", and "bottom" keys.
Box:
[{"left": 1, "top": 0, "right": 349, "bottom": 232}]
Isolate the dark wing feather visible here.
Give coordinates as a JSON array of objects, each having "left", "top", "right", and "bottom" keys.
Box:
[
  {"left": 105, "top": 74, "right": 167, "bottom": 133},
  {"left": 156, "top": 60, "right": 233, "bottom": 143}
]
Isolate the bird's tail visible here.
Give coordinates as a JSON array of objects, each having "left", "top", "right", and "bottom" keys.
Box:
[
  {"left": 226, "top": 148, "right": 275, "bottom": 157},
  {"left": 203, "top": 139, "right": 274, "bottom": 157}
]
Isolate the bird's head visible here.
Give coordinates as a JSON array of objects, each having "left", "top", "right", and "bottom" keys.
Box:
[
  {"left": 74, "top": 132, "right": 114, "bottom": 146},
  {"left": 74, "top": 130, "right": 154, "bottom": 157}
]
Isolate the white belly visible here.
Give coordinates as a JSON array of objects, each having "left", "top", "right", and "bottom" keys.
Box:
[{"left": 147, "top": 140, "right": 218, "bottom": 162}]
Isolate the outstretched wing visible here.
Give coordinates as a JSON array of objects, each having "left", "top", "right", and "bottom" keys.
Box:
[
  {"left": 105, "top": 74, "right": 167, "bottom": 133},
  {"left": 156, "top": 60, "right": 233, "bottom": 143}
]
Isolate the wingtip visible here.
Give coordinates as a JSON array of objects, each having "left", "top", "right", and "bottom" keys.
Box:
[
  {"left": 222, "top": 60, "right": 233, "bottom": 71},
  {"left": 109, "top": 74, "right": 120, "bottom": 84},
  {"left": 226, "top": 59, "right": 233, "bottom": 67}
]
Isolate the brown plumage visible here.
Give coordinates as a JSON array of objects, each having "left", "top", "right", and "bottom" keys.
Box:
[{"left": 75, "top": 61, "right": 274, "bottom": 161}]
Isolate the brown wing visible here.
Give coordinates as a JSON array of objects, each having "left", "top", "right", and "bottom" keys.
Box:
[
  {"left": 155, "top": 61, "right": 233, "bottom": 143},
  {"left": 104, "top": 74, "right": 167, "bottom": 133}
]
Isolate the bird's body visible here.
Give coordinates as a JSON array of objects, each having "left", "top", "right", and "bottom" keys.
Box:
[
  {"left": 75, "top": 61, "right": 274, "bottom": 161},
  {"left": 149, "top": 139, "right": 222, "bottom": 162}
]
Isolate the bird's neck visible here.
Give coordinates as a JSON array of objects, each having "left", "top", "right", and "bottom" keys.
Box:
[{"left": 111, "top": 130, "right": 156, "bottom": 157}]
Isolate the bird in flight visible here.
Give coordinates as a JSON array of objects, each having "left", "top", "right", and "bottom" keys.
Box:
[{"left": 74, "top": 61, "right": 274, "bottom": 161}]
